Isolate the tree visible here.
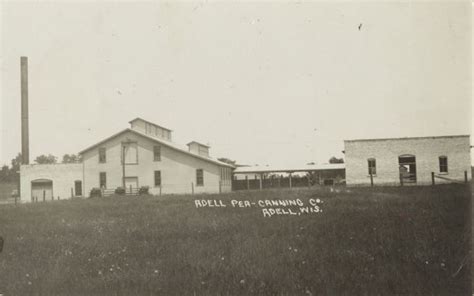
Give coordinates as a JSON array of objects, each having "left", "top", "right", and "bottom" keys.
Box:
[
  {"left": 34, "top": 154, "right": 57, "bottom": 164},
  {"left": 62, "top": 154, "right": 81, "bottom": 163},
  {"left": 11, "top": 153, "right": 21, "bottom": 173},
  {"left": 0, "top": 165, "right": 10, "bottom": 182},
  {"left": 329, "top": 156, "right": 344, "bottom": 164},
  {"left": 217, "top": 158, "right": 236, "bottom": 166}
]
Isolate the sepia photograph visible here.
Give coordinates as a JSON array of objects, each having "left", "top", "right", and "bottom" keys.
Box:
[{"left": 0, "top": 0, "right": 472, "bottom": 295}]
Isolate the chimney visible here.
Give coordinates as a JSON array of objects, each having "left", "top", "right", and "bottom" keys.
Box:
[{"left": 21, "top": 56, "right": 29, "bottom": 164}]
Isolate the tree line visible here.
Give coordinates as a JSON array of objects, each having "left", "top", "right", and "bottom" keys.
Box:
[{"left": 0, "top": 153, "right": 82, "bottom": 183}]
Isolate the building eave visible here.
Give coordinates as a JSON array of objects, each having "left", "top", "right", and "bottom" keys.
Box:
[
  {"left": 78, "top": 129, "right": 235, "bottom": 168},
  {"left": 344, "top": 134, "right": 470, "bottom": 143}
]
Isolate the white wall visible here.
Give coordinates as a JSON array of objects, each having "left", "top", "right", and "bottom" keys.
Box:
[
  {"left": 20, "top": 163, "right": 84, "bottom": 202},
  {"left": 81, "top": 130, "right": 232, "bottom": 196},
  {"left": 344, "top": 136, "right": 472, "bottom": 186}
]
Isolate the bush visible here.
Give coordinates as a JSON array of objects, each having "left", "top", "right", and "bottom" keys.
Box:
[
  {"left": 115, "top": 187, "right": 126, "bottom": 195},
  {"left": 139, "top": 186, "right": 150, "bottom": 195},
  {"left": 89, "top": 187, "right": 102, "bottom": 198}
]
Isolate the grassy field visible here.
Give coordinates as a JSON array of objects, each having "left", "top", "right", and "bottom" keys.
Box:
[{"left": 0, "top": 184, "right": 470, "bottom": 295}]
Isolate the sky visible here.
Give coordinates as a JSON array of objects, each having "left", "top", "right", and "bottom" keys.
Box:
[{"left": 0, "top": 1, "right": 472, "bottom": 167}]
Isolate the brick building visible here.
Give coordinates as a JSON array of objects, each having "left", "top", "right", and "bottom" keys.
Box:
[{"left": 344, "top": 135, "right": 472, "bottom": 186}]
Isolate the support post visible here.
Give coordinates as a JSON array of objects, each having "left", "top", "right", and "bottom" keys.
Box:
[
  {"left": 122, "top": 145, "right": 126, "bottom": 189},
  {"left": 246, "top": 176, "right": 249, "bottom": 190},
  {"left": 464, "top": 171, "right": 468, "bottom": 183},
  {"left": 431, "top": 172, "right": 435, "bottom": 186},
  {"left": 370, "top": 172, "right": 373, "bottom": 187},
  {"left": 191, "top": 182, "right": 194, "bottom": 195},
  {"left": 400, "top": 174, "right": 404, "bottom": 186},
  {"left": 43, "top": 190, "right": 45, "bottom": 202},
  {"left": 259, "top": 174, "right": 263, "bottom": 190},
  {"left": 289, "top": 173, "right": 292, "bottom": 189},
  {"left": 219, "top": 181, "right": 222, "bottom": 194},
  {"left": 159, "top": 185, "right": 162, "bottom": 196}
]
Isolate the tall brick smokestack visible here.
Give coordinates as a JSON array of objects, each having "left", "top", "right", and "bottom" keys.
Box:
[{"left": 21, "top": 56, "right": 29, "bottom": 164}]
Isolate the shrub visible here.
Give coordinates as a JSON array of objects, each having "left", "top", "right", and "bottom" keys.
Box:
[
  {"left": 89, "top": 187, "right": 102, "bottom": 198},
  {"left": 115, "top": 187, "right": 126, "bottom": 195},
  {"left": 139, "top": 186, "right": 150, "bottom": 195}
]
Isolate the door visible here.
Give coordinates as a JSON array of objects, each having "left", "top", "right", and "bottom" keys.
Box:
[
  {"left": 399, "top": 155, "right": 417, "bottom": 184},
  {"left": 75, "top": 180, "right": 82, "bottom": 196},
  {"left": 31, "top": 179, "right": 53, "bottom": 201},
  {"left": 124, "top": 177, "right": 138, "bottom": 193}
]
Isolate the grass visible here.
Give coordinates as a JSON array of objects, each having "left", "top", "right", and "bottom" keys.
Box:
[{"left": 0, "top": 184, "right": 470, "bottom": 295}]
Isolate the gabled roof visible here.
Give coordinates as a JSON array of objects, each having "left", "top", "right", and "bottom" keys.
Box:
[
  {"left": 78, "top": 128, "right": 234, "bottom": 168},
  {"left": 129, "top": 117, "right": 173, "bottom": 131},
  {"left": 187, "top": 141, "right": 210, "bottom": 148}
]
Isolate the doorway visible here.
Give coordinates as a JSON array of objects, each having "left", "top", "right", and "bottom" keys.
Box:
[
  {"left": 31, "top": 179, "right": 53, "bottom": 201},
  {"left": 75, "top": 180, "right": 82, "bottom": 196},
  {"left": 124, "top": 177, "right": 139, "bottom": 192},
  {"left": 399, "top": 155, "right": 417, "bottom": 184}
]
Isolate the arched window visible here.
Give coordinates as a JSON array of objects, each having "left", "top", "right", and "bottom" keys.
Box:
[
  {"left": 367, "top": 158, "right": 376, "bottom": 175},
  {"left": 439, "top": 156, "right": 448, "bottom": 173}
]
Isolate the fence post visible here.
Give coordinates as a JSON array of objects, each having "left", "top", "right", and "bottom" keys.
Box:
[
  {"left": 464, "top": 171, "right": 468, "bottom": 183},
  {"left": 369, "top": 172, "right": 373, "bottom": 187},
  {"left": 246, "top": 176, "right": 249, "bottom": 190},
  {"left": 259, "top": 174, "right": 263, "bottom": 190},
  {"left": 43, "top": 190, "right": 45, "bottom": 202},
  {"left": 289, "top": 173, "right": 293, "bottom": 189},
  {"left": 219, "top": 181, "right": 222, "bottom": 194},
  {"left": 191, "top": 182, "right": 194, "bottom": 195},
  {"left": 159, "top": 185, "right": 162, "bottom": 196},
  {"left": 431, "top": 172, "right": 435, "bottom": 186}
]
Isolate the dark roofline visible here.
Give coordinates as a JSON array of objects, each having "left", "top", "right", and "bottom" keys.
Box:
[
  {"left": 187, "top": 141, "right": 210, "bottom": 148},
  {"left": 128, "top": 117, "right": 173, "bottom": 132},
  {"left": 344, "top": 135, "right": 470, "bottom": 143},
  {"left": 78, "top": 129, "right": 234, "bottom": 168}
]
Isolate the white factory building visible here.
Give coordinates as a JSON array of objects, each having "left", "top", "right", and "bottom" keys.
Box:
[
  {"left": 20, "top": 118, "right": 234, "bottom": 202},
  {"left": 344, "top": 135, "right": 472, "bottom": 186}
]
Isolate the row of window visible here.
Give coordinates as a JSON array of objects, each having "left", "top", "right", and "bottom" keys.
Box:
[
  {"left": 98, "top": 144, "right": 162, "bottom": 164},
  {"left": 366, "top": 156, "right": 449, "bottom": 175},
  {"left": 145, "top": 123, "right": 171, "bottom": 140},
  {"left": 98, "top": 169, "right": 205, "bottom": 188}
]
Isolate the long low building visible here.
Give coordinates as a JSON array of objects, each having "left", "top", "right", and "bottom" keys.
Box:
[
  {"left": 344, "top": 135, "right": 472, "bottom": 186},
  {"left": 20, "top": 118, "right": 234, "bottom": 202}
]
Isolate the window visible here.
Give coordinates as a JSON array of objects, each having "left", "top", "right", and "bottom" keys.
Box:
[
  {"left": 99, "top": 147, "right": 106, "bottom": 163},
  {"left": 368, "top": 158, "right": 376, "bottom": 175},
  {"left": 99, "top": 172, "right": 107, "bottom": 189},
  {"left": 122, "top": 142, "right": 138, "bottom": 164},
  {"left": 439, "top": 156, "right": 448, "bottom": 173},
  {"left": 154, "top": 171, "right": 161, "bottom": 186},
  {"left": 196, "top": 169, "right": 204, "bottom": 186},
  {"left": 154, "top": 145, "right": 161, "bottom": 161}
]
